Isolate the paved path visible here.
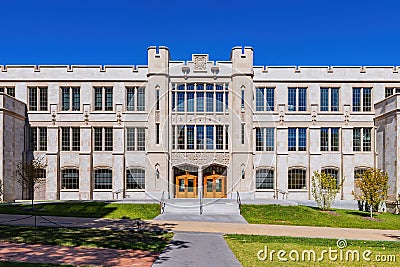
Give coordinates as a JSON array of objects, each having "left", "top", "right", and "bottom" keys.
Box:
[
  {"left": 152, "top": 232, "right": 241, "bottom": 267},
  {"left": 154, "top": 213, "right": 248, "bottom": 224},
  {"left": 0, "top": 241, "right": 157, "bottom": 267}
]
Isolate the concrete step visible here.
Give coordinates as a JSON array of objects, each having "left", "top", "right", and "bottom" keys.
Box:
[{"left": 162, "top": 198, "right": 240, "bottom": 215}]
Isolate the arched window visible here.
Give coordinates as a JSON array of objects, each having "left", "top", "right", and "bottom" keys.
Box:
[
  {"left": 288, "top": 168, "right": 306, "bottom": 189},
  {"left": 61, "top": 169, "right": 79, "bottom": 189},
  {"left": 321, "top": 168, "right": 339, "bottom": 186},
  {"left": 126, "top": 169, "right": 145, "bottom": 189},
  {"left": 94, "top": 169, "right": 112, "bottom": 189},
  {"left": 256, "top": 169, "right": 274, "bottom": 189}
]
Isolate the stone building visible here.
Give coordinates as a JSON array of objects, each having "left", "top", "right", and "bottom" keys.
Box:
[{"left": 0, "top": 46, "right": 399, "bottom": 202}]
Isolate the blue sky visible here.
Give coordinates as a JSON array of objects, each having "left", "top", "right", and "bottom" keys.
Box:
[{"left": 1, "top": 0, "right": 399, "bottom": 66}]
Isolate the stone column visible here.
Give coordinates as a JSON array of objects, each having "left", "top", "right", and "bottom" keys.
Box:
[{"left": 198, "top": 167, "right": 203, "bottom": 199}]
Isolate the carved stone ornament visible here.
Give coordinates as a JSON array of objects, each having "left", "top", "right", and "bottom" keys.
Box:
[
  {"left": 193, "top": 55, "right": 207, "bottom": 71},
  {"left": 171, "top": 152, "right": 230, "bottom": 167}
]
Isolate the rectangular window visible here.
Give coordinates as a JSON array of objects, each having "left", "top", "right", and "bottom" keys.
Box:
[
  {"left": 104, "top": 128, "right": 113, "bottom": 151},
  {"left": 177, "top": 92, "right": 185, "bottom": 112},
  {"left": 241, "top": 89, "right": 245, "bottom": 110},
  {"left": 94, "top": 87, "right": 103, "bottom": 111},
  {"left": 363, "top": 128, "right": 371, "bottom": 151},
  {"left": 320, "top": 88, "right": 329, "bottom": 111},
  {"left": 353, "top": 128, "right": 361, "bottom": 151},
  {"left": 156, "top": 89, "right": 160, "bottom": 111},
  {"left": 72, "top": 127, "right": 80, "bottom": 151},
  {"left": 288, "top": 87, "right": 307, "bottom": 111},
  {"left": 320, "top": 127, "right": 339, "bottom": 152},
  {"left": 0, "top": 87, "right": 15, "bottom": 97},
  {"left": 256, "top": 128, "right": 264, "bottom": 151},
  {"left": 320, "top": 128, "right": 329, "bottom": 151},
  {"left": 178, "top": 126, "right": 185, "bottom": 149},
  {"left": 137, "top": 88, "right": 145, "bottom": 111},
  {"left": 94, "top": 169, "right": 112, "bottom": 189},
  {"left": 61, "top": 127, "right": 70, "bottom": 151},
  {"left": 206, "top": 125, "right": 214, "bottom": 150},
  {"left": 216, "top": 125, "right": 223, "bottom": 150},
  {"left": 206, "top": 92, "right": 214, "bottom": 112},
  {"left": 187, "top": 92, "right": 194, "bottom": 112},
  {"left": 288, "top": 128, "right": 306, "bottom": 151},
  {"left": 197, "top": 92, "right": 204, "bottom": 112},
  {"left": 256, "top": 88, "right": 264, "bottom": 111},
  {"left": 126, "top": 169, "right": 145, "bottom": 189},
  {"left": 196, "top": 125, "right": 204, "bottom": 149},
  {"left": 241, "top": 124, "right": 245, "bottom": 144},
  {"left": 352, "top": 87, "right": 372, "bottom": 112},
  {"left": 216, "top": 92, "right": 223, "bottom": 112},
  {"left": 331, "top": 128, "right": 339, "bottom": 151},
  {"left": 265, "top": 128, "right": 274, "bottom": 151},
  {"left": 61, "top": 169, "right": 79, "bottom": 190},
  {"left": 288, "top": 168, "right": 307, "bottom": 189},
  {"left": 225, "top": 125, "right": 229, "bottom": 150},
  {"left": 28, "top": 87, "right": 48, "bottom": 111},
  {"left": 172, "top": 126, "right": 176, "bottom": 149},
  {"left": 331, "top": 88, "right": 339, "bottom": 111},
  {"left": 156, "top": 123, "right": 160, "bottom": 144},
  {"left": 104, "top": 87, "right": 113, "bottom": 111},
  {"left": 136, "top": 128, "right": 145, "bottom": 151},
  {"left": 30, "top": 127, "right": 47, "bottom": 151},
  {"left": 256, "top": 169, "right": 274, "bottom": 189},
  {"left": 187, "top": 125, "right": 194, "bottom": 149},
  {"left": 126, "top": 87, "right": 135, "bottom": 111},
  {"left": 126, "top": 128, "right": 135, "bottom": 151},
  {"left": 320, "top": 87, "right": 339, "bottom": 112},
  {"left": 61, "top": 87, "right": 80, "bottom": 111},
  {"left": 94, "top": 128, "right": 103, "bottom": 151},
  {"left": 256, "top": 87, "right": 275, "bottom": 111},
  {"left": 266, "top": 88, "right": 274, "bottom": 111}
]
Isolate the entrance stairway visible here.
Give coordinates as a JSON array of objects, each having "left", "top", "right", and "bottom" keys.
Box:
[{"left": 162, "top": 198, "right": 240, "bottom": 215}]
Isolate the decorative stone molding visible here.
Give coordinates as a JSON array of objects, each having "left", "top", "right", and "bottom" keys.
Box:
[
  {"left": 171, "top": 152, "right": 230, "bottom": 168},
  {"left": 193, "top": 55, "right": 208, "bottom": 71}
]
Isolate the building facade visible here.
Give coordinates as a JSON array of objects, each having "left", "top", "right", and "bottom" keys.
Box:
[{"left": 0, "top": 46, "right": 399, "bottom": 202}]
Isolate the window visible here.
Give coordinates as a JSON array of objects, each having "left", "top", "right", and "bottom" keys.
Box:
[
  {"left": 156, "top": 124, "right": 160, "bottom": 145},
  {"left": 353, "top": 128, "right": 371, "bottom": 151},
  {"left": 187, "top": 125, "right": 194, "bottom": 149},
  {"left": 206, "top": 92, "right": 214, "bottom": 112},
  {"left": 216, "top": 125, "right": 223, "bottom": 150},
  {"left": 94, "top": 169, "right": 112, "bottom": 189},
  {"left": 256, "top": 128, "right": 274, "bottom": 151},
  {"left": 241, "top": 89, "right": 245, "bottom": 110},
  {"left": 137, "top": 128, "right": 145, "bottom": 151},
  {"left": 288, "top": 128, "right": 307, "bottom": 151},
  {"left": 196, "top": 92, "right": 204, "bottom": 112},
  {"left": 61, "top": 169, "right": 79, "bottom": 189},
  {"left": 172, "top": 125, "right": 228, "bottom": 150},
  {"left": 94, "top": 87, "right": 113, "bottom": 111},
  {"left": 256, "top": 87, "right": 275, "bottom": 111},
  {"left": 206, "top": 125, "right": 214, "bottom": 150},
  {"left": 30, "top": 127, "right": 47, "bottom": 151},
  {"left": 178, "top": 126, "right": 185, "bottom": 149},
  {"left": 320, "top": 128, "right": 339, "bottom": 151},
  {"left": 384, "top": 87, "right": 400, "bottom": 98},
  {"left": 216, "top": 92, "right": 223, "bottom": 112},
  {"left": 156, "top": 89, "right": 160, "bottom": 110},
  {"left": 288, "top": 87, "right": 307, "bottom": 111},
  {"left": 126, "top": 169, "right": 145, "bottom": 189},
  {"left": 321, "top": 168, "right": 339, "bottom": 186},
  {"left": 187, "top": 92, "right": 194, "bottom": 112},
  {"left": 241, "top": 124, "right": 245, "bottom": 144},
  {"left": 28, "top": 87, "right": 48, "bottom": 111},
  {"left": 196, "top": 126, "right": 204, "bottom": 149},
  {"left": 61, "top": 87, "right": 80, "bottom": 111},
  {"left": 61, "top": 127, "right": 80, "bottom": 151},
  {"left": 256, "top": 169, "right": 274, "bottom": 189},
  {"left": 288, "top": 168, "right": 306, "bottom": 189},
  {"left": 172, "top": 126, "right": 176, "bottom": 149},
  {"left": 93, "top": 127, "right": 113, "bottom": 151},
  {"left": 0, "top": 87, "right": 15, "bottom": 97},
  {"left": 352, "top": 87, "right": 372, "bottom": 112},
  {"left": 320, "top": 87, "right": 339, "bottom": 111}
]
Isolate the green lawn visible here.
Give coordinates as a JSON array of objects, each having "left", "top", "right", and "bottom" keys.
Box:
[
  {"left": 0, "top": 224, "right": 172, "bottom": 253},
  {"left": 241, "top": 205, "right": 400, "bottom": 230},
  {"left": 225, "top": 234, "right": 400, "bottom": 267},
  {"left": 0, "top": 202, "right": 160, "bottom": 220}
]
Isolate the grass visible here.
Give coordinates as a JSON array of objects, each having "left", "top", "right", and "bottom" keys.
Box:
[
  {"left": 0, "top": 224, "right": 173, "bottom": 253},
  {"left": 225, "top": 234, "right": 400, "bottom": 266},
  {"left": 241, "top": 205, "right": 400, "bottom": 230},
  {"left": 0, "top": 202, "right": 160, "bottom": 220}
]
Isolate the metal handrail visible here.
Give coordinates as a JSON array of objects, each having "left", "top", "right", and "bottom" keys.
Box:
[
  {"left": 160, "top": 191, "right": 166, "bottom": 214},
  {"left": 200, "top": 192, "right": 203, "bottom": 215},
  {"left": 236, "top": 191, "right": 241, "bottom": 215}
]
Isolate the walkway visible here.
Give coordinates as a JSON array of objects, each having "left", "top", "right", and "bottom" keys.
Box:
[
  {"left": 0, "top": 241, "right": 157, "bottom": 267},
  {"left": 152, "top": 232, "right": 241, "bottom": 267},
  {"left": 1, "top": 213, "right": 399, "bottom": 241}
]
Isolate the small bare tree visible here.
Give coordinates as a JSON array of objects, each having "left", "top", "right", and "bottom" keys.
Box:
[
  {"left": 353, "top": 168, "right": 389, "bottom": 218},
  {"left": 15, "top": 157, "right": 47, "bottom": 209},
  {"left": 311, "top": 171, "right": 343, "bottom": 210}
]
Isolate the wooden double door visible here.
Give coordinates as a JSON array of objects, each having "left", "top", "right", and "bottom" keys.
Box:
[
  {"left": 175, "top": 173, "right": 198, "bottom": 198},
  {"left": 203, "top": 174, "right": 226, "bottom": 198},
  {"left": 175, "top": 173, "right": 227, "bottom": 198}
]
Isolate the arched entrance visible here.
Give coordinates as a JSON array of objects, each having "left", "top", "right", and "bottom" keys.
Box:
[{"left": 203, "top": 165, "right": 227, "bottom": 198}]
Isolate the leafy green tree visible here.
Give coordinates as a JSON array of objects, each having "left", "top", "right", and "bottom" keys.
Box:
[
  {"left": 353, "top": 168, "right": 389, "bottom": 218},
  {"left": 15, "top": 157, "right": 47, "bottom": 209},
  {"left": 311, "top": 171, "right": 342, "bottom": 210}
]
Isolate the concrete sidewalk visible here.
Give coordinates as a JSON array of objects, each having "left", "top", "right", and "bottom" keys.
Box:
[{"left": 1, "top": 213, "right": 399, "bottom": 242}]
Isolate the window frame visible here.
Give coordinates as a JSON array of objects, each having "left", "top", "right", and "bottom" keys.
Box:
[
  {"left": 288, "top": 168, "right": 307, "bottom": 190},
  {"left": 256, "top": 168, "right": 274, "bottom": 190},
  {"left": 93, "top": 168, "right": 113, "bottom": 190},
  {"left": 61, "top": 168, "right": 79, "bottom": 190},
  {"left": 126, "top": 168, "right": 145, "bottom": 190},
  {"left": 93, "top": 86, "right": 113, "bottom": 112}
]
